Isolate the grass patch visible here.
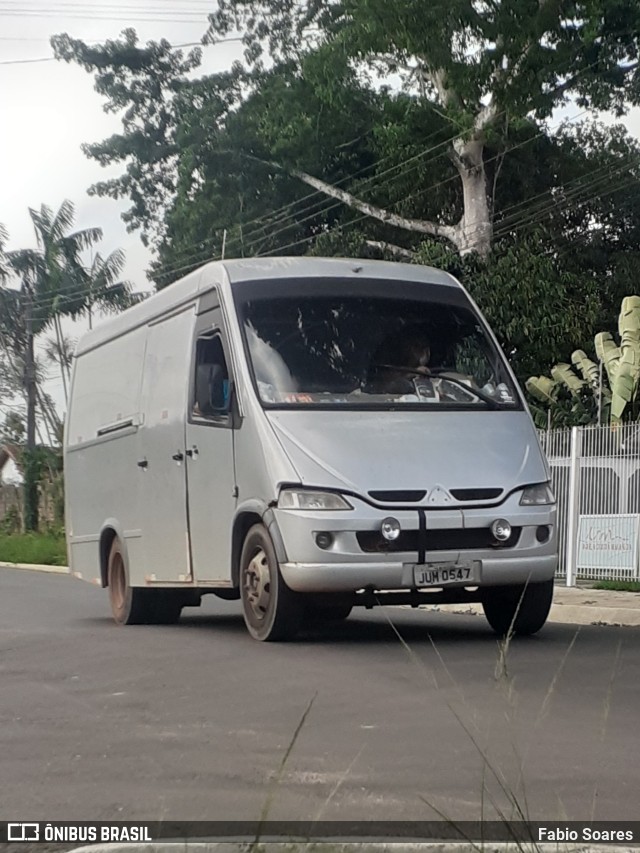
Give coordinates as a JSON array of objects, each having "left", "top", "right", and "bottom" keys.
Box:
[
  {"left": 593, "top": 579, "right": 640, "bottom": 592},
  {"left": 0, "top": 533, "right": 67, "bottom": 566}
]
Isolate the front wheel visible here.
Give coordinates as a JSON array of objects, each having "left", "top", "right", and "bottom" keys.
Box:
[
  {"left": 481, "top": 578, "right": 554, "bottom": 637},
  {"left": 240, "top": 524, "right": 303, "bottom": 641}
]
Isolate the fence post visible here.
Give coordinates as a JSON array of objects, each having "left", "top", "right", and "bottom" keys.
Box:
[{"left": 565, "top": 425, "right": 582, "bottom": 587}]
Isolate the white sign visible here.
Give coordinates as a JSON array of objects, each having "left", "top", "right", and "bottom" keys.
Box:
[{"left": 577, "top": 514, "right": 640, "bottom": 574}]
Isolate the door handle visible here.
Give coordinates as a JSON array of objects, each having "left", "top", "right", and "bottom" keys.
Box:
[
  {"left": 185, "top": 445, "right": 199, "bottom": 458},
  {"left": 172, "top": 451, "right": 184, "bottom": 462},
  {"left": 137, "top": 459, "right": 148, "bottom": 469}
]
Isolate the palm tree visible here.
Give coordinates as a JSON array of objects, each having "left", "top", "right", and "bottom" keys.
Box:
[
  {"left": 75, "top": 247, "right": 137, "bottom": 331},
  {"left": 0, "top": 201, "right": 137, "bottom": 529},
  {"left": 2, "top": 247, "right": 44, "bottom": 530}
]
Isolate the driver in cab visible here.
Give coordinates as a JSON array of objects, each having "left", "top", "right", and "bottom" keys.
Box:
[{"left": 366, "top": 325, "right": 434, "bottom": 396}]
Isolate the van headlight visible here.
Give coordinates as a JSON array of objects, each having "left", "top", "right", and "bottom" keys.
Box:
[
  {"left": 519, "top": 483, "right": 555, "bottom": 505},
  {"left": 278, "top": 489, "right": 353, "bottom": 510}
]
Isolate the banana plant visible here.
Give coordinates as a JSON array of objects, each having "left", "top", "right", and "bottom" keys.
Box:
[
  {"left": 610, "top": 295, "right": 640, "bottom": 423},
  {"left": 527, "top": 295, "right": 639, "bottom": 427},
  {"left": 571, "top": 349, "right": 600, "bottom": 388}
]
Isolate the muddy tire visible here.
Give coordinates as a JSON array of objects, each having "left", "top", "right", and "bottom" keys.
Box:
[
  {"left": 107, "top": 538, "right": 182, "bottom": 625},
  {"left": 107, "top": 538, "right": 149, "bottom": 625},
  {"left": 239, "top": 524, "right": 303, "bottom": 641},
  {"left": 482, "top": 578, "right": 554, "bottom": 637}
]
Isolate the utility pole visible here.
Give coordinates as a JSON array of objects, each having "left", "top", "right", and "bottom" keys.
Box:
[{"left": 23, "top": 283, "right": 38, "bottom": 532}]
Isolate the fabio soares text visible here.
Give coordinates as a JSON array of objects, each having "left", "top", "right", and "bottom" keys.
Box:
[{"left": 538, "top": 827, "right": 635, "bottom": 842}]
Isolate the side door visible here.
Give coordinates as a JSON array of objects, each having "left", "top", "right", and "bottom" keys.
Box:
[
  {"left": 137, "top": 306, "right": 194, "bottom": 582},
  {"left": 185, "top": 308, "right": 238, "bottom": 583}
]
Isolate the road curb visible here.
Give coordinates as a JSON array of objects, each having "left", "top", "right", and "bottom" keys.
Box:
[
  {"left": 416, "top": 601, "right": 640, "bottom": 628},
  {"left": 0, "top": 560, "right": 69, "bottom": 574}
]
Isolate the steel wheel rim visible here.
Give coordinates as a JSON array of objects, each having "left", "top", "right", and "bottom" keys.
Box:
[
  {"left": 243, "top": 547, "right": 271, "bottom": 622},
  {"left": 110, "top": 552, "right": 126, "bottom": 612}
]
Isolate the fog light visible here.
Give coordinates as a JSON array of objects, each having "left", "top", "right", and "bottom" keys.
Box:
[
  {"left": 536, "top": 525, "right": 551, "bottom": 543},
  {"left": 381, "top": 517, "right": 401, "bottom": 541},
  {"left": 491, "top": 518, "right": 512, "bottom": 542},
  {"left": 315, "top": 532, "right": 334, "bottom": 550}
]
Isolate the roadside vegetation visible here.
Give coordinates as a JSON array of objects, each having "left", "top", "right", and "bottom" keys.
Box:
[
  {"left": 0, "top": 531, "right": 66, "bottom": 566},
  {"left": 593, "top": 579, "right": 640, "bottom": 592}
]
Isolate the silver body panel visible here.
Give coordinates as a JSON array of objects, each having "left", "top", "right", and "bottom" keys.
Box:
[{"left": 64, "top": 257, "right": 557, "bottom": 594}]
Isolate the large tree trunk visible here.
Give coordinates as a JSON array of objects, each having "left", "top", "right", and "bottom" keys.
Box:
[{"left": 452, "top": 136, "right": 492, "bottom": 258}]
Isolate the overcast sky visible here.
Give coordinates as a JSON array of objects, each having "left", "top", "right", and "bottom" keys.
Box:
[
  {"left": 1, "top": 1, "right": 640, "bottom": 423},
  {"left": 0, "top": 2, "right": 243, "bottom": 417}
]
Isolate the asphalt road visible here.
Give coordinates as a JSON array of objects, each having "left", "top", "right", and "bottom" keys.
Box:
[{"left": 1, "top": 568, "right": 639, "bottom": 825}]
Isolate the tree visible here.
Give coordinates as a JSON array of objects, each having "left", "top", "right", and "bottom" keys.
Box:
[
  {"left": 1, "top": 412, "right": 25, "bottom": 445},
  {"left": 80, "top": 249, "right": 137, "bottom": 330},
  {"left": 202, "top": 0, "right": 640, "bottom": 257},
  {"left": 53, "top": 1, "right": 640, "bottom": 264},
  {"left": 50, "top": 13, "right": 640, "bottom": 382},
  {"left": 0, "top": 202, "right": 136, "bottom": 528}
]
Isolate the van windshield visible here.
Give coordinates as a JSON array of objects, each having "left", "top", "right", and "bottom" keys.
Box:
[{"left": 237, "top": 281, "right": 519, "bottom": 409}]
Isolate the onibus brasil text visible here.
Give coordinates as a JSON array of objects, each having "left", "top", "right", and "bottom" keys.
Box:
[{"left": 40, "top": 824, "right": 153, "bottom": 842}]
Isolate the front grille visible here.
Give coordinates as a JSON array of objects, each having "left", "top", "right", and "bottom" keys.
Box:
[
  {"left": 368, "top": 489, "right": 427, "bottom": 502},
  {"left": 449, "top": 488, "right": 503, "bottom": 501},
  {"left": 356, "top": 527, "right": 521, "bottom": 553}
]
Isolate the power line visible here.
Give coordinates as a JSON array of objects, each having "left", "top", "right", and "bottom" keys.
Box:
[
  {"left": 4, "top": 163, "right": 638, "bottom": 322},
  {"left": 157, "top": 45, "right": 633, "bottom": 277},
  {"left": 0, "top": 12, "right": 210, "bottom": 22},
  {"left": 0, "top": 36, "right": 242, "bottom": 65},
  {"left": 156, "top": 122, "right": 477, "bottom": 279}
]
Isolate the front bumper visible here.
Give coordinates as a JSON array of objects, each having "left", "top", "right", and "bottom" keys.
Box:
[{"left": 273, "top": 494, "right": 557, "bottom": 594}]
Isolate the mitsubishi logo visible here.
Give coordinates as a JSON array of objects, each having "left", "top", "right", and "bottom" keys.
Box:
[{"left": 427, "top": 486, "right": 452, "bottom": 504}]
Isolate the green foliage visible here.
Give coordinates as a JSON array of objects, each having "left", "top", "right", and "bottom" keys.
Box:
[
  {"left": 51, "top": 29, "right": 203, "bottom": 249},
  {"left": 527, "top": 295, "right": 640, "bottom": 428},
  {"left": 206, "top": 0, "right": 640, "bottom": 121},
  {"left": 0, "top": 505, "right": 21, "bottom": 535},
  {"left": 593, "top": 580, "right": 640, "bottom": 592},
  {"left": 414, "top": 235, "right": 601, "bottom": 381},
  {"left": 611, "top": 295, "right": 640, "bottom": 421},
  {"left": 1, "top": 412, "right": 25, "bottom": 444},
  {"left": 49, "top": 6, "right": 640, "bottom": 389},
  {"left": 0, "top": 532, "right": 67, "bottom": 566},
  {"left": 52, "top": 2, "right": 640, "bottom": 267}
]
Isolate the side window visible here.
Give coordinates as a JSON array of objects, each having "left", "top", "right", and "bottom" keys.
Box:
[{"left": 192, "top": 332, "right": 231, "bottom": 419}]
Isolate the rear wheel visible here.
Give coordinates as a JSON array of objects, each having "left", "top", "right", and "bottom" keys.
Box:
[
  {"left": 107, "top": 538, "right": 182, "bottom": 625},
  {"left": 482, "top": 578, "right": 554, "bottom": 637},
  {"left": 240, "top": 524, "right": 303, "bottom": 641}
]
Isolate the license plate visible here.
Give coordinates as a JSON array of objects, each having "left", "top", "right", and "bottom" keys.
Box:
[{"left": 411, "top": 562, "right": 478, "bottom": 587}]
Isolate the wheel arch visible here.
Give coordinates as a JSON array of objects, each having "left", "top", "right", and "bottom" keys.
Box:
[
  {"left": 99, "top": 520, "right": 128, "bottom": 588},
  {"left": 231, "top": 501, "right": 287, "bottom": 588}
]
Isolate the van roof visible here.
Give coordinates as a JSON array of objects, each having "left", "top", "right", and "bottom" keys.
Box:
[
  {"left": 220, "top": 256, "right": 457, "bottom": 286},
  {"left": 75, "top": 257, "right": 460, "bottom": 355}
]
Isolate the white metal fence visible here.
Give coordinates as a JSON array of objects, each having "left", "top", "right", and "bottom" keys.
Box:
[{"left": 539, "top": 423, "right": 640, "bottom": 584}]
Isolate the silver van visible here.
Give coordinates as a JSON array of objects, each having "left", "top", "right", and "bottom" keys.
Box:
[{"left": 64, "top": 257, "right": 557, "bottom": 641}]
